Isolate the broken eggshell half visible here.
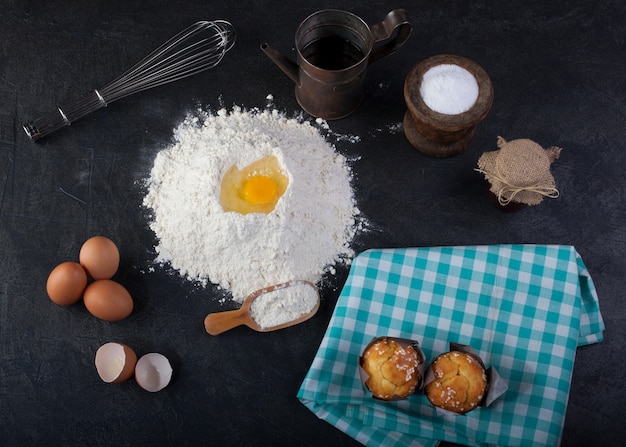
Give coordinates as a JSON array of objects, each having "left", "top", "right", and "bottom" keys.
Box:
[
  {"left": 135, "top": 352, "right": 173, "bottom": 392},
  {"left": 95, "top": 342, "right": 138, "bottom": 383}
]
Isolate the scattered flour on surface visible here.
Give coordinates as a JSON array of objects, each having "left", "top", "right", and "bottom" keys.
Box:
[
  {"left": 372, "top": 122, "right": 403, "bottom": 135},
  {"left": 315, "top": 117, "right": 361, "bottom": 144},
  {"left": 249, "top": 281, "right": 318, "bottom": 329},
  {"left": 142, "top": 106, "right": 362, "bottom": 303},
  {"left": 386, "top": 122, "right": 403, "bottom": 134}
]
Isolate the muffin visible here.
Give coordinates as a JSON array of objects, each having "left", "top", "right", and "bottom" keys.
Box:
[
  {"left": 361, "top": 337, "right": 422, "bottom": 400},
  {"left": 425, "top": 351, "right": 487, "bottom": 414}
]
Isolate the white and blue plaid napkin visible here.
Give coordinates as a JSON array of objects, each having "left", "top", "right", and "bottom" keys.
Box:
[{"left": 298, "top": 245, "right": 604, "bottom": 447}]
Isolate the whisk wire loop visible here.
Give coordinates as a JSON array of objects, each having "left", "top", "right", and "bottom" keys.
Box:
[{"left": 23, "top": 20, "right": 235, "bottom": 141}]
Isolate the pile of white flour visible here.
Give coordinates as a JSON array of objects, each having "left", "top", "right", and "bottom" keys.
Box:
[{"left": 143, "top": 106, "right": 361, "bottom": 303}]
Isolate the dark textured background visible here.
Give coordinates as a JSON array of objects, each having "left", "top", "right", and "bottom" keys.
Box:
[{"left": 1, "top": 1, "right": 624, "bottom": 446}]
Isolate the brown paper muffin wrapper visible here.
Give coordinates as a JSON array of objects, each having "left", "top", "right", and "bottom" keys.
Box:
[
  {"left": 358, "top": 336, "right": 427, "bottom": 401},
  {"left": 424, "top": 342, "right": 508, "bottom": 416}
]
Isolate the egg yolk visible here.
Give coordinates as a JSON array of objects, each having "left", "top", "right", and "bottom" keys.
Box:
[
  {"left": 243, "top": 176, "right": 278, "bottom": 205},
  {"left": 220, "top": 155, "right": 289, "bottom": 214}
]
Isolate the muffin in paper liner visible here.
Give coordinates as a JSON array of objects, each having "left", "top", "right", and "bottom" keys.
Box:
[
  {"left": 358, "top": 336, "right": 426, "bottom": 401},
  {"left": 424, "top": 342, "right": 508, "bottom": 416}
]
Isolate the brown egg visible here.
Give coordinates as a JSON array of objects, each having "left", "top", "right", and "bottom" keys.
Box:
[
  {"left": 46, "top": 262, "right": 88, "bottom": 306},
  {"left": 79, "top": 236, "right": 120, "bottom": 280},
  {"left": 83, "top": 279, "right": 133, "bottom": 321}
]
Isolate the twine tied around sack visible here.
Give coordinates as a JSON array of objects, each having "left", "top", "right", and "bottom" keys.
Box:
[{"left": 475, "top": 137, "right": 561, "bottom": 206}]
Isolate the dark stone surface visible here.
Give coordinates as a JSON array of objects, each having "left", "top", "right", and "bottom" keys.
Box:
[{"left": 1, "top": 1, "right": 624, "bottom": 446}]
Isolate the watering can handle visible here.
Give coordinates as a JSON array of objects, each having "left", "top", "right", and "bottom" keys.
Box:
[{"left": 368, "top": 9, "right": 412, "bottom": 64}]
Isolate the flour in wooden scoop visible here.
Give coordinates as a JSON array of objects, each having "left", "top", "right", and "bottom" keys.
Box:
[{"left": 143, "top": 106, "right": 362, "bottom": 303}]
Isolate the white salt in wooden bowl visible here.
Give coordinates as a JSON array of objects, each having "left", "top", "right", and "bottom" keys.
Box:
[{"left": 403, "top": 54, "right": 494, "bottom": 158}]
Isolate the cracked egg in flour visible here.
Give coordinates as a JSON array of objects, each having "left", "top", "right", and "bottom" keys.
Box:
[{"left": 219, "top": 155, "right": 289, "bottom": 214}]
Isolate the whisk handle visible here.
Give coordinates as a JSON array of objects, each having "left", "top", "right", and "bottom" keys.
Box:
[{"left": 23, "top": 89, "right": 107, "bottom": 141}]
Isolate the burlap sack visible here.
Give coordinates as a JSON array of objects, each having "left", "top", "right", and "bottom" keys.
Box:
[{"left": 476, "top": 137, "right": 561, "bottom": 206}]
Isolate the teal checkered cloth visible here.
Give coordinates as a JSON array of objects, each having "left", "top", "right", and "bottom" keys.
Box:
[{"left": 298, "top": 245, "right": 604, "bottom": 447}]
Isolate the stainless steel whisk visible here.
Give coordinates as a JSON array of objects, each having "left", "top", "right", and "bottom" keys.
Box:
[{"left": 23, "top": 20, "right": 236, "bottom": 141}]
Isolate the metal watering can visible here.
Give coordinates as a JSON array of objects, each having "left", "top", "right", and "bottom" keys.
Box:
[{"left": 261, "top": 9, "right": 412, "bottom": 120}]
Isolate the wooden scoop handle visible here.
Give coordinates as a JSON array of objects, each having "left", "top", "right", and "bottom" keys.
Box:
[
  {"left": 204, "top": 308, "right": 254, "bottom": 335},
  {"left": 204, "top": 280, "right": 319, "bottom": 335}
]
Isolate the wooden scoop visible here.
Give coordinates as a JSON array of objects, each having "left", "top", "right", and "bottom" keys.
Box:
[{"left": 204, "top": 280, "right": 320, "bottom": 335}]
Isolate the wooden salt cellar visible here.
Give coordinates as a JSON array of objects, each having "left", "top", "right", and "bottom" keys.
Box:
[{"left": 403, "top": 54, "right": 494, "bottom": 158}]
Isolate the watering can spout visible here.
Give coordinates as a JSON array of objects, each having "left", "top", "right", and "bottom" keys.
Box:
[{"left": 260, "top": 43, "right": 299, "bottom": 85}]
